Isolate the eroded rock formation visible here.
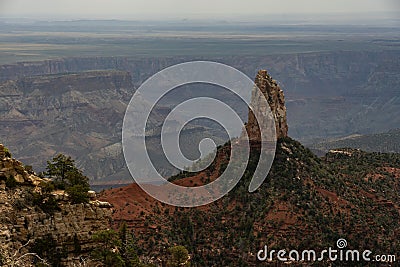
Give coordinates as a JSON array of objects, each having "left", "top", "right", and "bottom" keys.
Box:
[{"left": 246, "top": 70, "right": 288, "bottom": 141}]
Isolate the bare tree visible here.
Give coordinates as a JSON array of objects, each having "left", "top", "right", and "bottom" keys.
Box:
[
  {"left": 0, "top": 240, "right": 49, "bottom": 267},
  {"left": 72, "top": 256, "right": 105, "bottom": 267}
]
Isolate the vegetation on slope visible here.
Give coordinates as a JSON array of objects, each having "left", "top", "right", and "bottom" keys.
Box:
[{"left": 103, "top": 137, "right": 400, "bottom": 266}]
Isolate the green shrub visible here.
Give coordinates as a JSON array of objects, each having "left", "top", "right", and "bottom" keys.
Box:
[
  {"left": 73, "top": 234, "right": 81, "bottom": 254},
  {"left": 24, "top": 165, "right": 34, "bottom": 174},
  {"left": 168, "top": 246, "right": 190, "bottom": 267},
  {"left": 65, "top": 184, "right": 90, "bottom": 204},
  {"left": 4, "top": 147, "right": 11, "bottom": 158},
  {"left": 32, "top": 192, "right": 60, "bottom": 214},
  {"left": 5, "top": 175, "right": 17, "bottom": 188},
  {"left": 92, "top": 229, "right": 124, "bottom": 266},
  {"left": 45, "top": 153, "right": 91, "bottom": 204},
  {"left": 39, "top": 181, "right": 55, "bottom": 193},
  {"left": 30, "top": 234, "right": 67, "bottom": 266}
]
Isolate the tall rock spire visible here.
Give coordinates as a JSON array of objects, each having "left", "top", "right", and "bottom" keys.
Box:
[{"left": 246, "top": 70, "right": 288, "bottom": 141}]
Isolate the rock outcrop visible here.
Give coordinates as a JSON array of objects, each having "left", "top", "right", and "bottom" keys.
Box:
[
  {"left": 246, "top": 70, "right": 288, "bottom": 141},
  {"left": 0, "top": 145, "right": 113, "bottom": 266}
]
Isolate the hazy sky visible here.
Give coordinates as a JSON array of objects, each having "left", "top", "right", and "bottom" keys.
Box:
[{"left": 0, "top": 0, "right": 399, "bottom": 19}]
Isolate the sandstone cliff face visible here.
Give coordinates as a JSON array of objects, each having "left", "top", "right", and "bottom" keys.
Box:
[
  {"left": 246, "top": 70, "right": 288, "bottom": 141},
  {"left": 0, "top": 145, "right": 112, "bottom": 266}
]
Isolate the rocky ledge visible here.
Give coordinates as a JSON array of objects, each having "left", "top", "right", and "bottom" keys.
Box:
[{"left": 0, "top": 144, "right": 113, "bottom": 266}]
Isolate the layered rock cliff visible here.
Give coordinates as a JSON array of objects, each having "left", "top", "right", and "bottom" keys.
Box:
[
  {"left": 0, "top": 70, "right": 134, "bottom": 182},
  {"left": 0, "top": 144, "right": 112, "bottom": 266}
]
